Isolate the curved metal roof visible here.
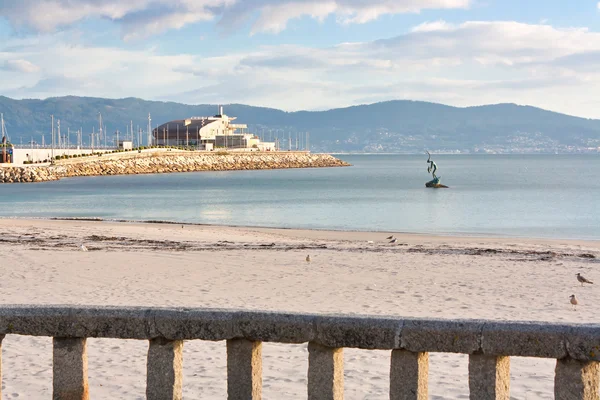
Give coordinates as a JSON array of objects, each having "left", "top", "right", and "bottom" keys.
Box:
[{"left": 152, "top": 119, "right": 217, "bottom": 138}]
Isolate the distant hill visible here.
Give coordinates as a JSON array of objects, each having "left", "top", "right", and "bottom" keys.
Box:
[{"left": 1, "top": 96, "right": 599, "bottom": 153}]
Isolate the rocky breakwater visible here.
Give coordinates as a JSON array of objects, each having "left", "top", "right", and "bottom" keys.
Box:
[
  {"left": 0, "top": 152, "right": 350, "bottom": 183},
  {"left": 0, "top": 165, "right": 58, "bottom": 183}
]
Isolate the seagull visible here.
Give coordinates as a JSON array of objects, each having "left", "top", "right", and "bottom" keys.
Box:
[
  {"left": 80, "top": 244, "right": 88, "bottom": 252},
  {"left": 386, "top": 235, "right": 394, "bottom": 240},
  {"left": 389, "top": 238, "right": 397, "bottom": 244},
  {"left": 570, "top": 294, "right": 578, "bottom": 310},
  {"left": 576, "top": 273, "right": 593, "bottom": 286},
  {"left": 306, "top": 255, "right": 311, "bottom": 262}
]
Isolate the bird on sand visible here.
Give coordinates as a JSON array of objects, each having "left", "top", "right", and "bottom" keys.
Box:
[
  {"left": 576, "top": 273, "right": 593, "bottom": 286},
  {"left": 386, "top": 235, "right": 394, "bottom": 240},
  {"left": 80, "top": 244, "right": 88, "bottom": 252},
  {"left": 389, "top": 238, "right": 397, "bottom": 244},
  {"left": 570, "top": 294, "right": 578, "bottom": 310},
  {"left": 306, "top": 255, "right": 311, "bottom": 262}
]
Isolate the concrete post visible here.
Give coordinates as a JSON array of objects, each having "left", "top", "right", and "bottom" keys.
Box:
[
  {"left": 52, "top": 337, "right": 89, "bottom": 400},
  {"left": 226, "top": 339, "right": 262, "bottom": 400},
  {"left": 0, "top": 335, "right": 4, "bottom": 400},
  {"left": 468, "top": 354, "right": 510, "bottom": 400},
  {"left": 307, "top": 342, "right": 344, "bottom": 400},
  {"left": 555, "top": 357, "right": 600, "bottom": 400},
  {"left": 390, "top": 349, "right": 429, "bottom": 400},
  {"left": 146, "top": 338, "right": 183, "bottom": 400}
]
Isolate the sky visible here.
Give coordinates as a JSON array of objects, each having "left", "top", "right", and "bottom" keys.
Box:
[{"left": 1, "top": 0, "right": 600, "bottom": 118}]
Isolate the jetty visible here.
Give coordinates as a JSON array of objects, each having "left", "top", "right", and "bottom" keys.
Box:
[
  {"left": 0, "top": 107, "right": 347, "bottom": 182},
  {"left": 0, "top": 149, "right": 349, "bottom": 183}
]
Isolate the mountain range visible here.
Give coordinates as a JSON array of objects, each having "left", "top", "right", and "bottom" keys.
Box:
[{"left": 1, "top": 96, "right": 599, "bottom": 153}]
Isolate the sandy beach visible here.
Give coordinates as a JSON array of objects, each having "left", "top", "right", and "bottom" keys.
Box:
[{"left": 0, "top": 218, "right": 598, "bottom": 399}]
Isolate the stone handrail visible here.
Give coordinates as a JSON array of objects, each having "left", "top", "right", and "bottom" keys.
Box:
[{"left": 0, "top": 306, "right": 598, "bottom": 399}]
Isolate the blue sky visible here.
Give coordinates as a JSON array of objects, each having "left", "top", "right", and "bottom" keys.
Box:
[{"left": 1, "top": 0, "right": 600, "bottom": 117}]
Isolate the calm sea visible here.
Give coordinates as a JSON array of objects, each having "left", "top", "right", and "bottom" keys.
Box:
[{"left": 0, "top": 154, "right": 598, "bottom": 240}]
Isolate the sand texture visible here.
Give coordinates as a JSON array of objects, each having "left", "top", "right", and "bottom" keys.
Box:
[{"left": 0, "top": 219, "right": 598, "bottom": 399}]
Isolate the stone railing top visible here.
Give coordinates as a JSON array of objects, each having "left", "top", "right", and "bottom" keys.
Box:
[{"left": 0, "top": 305, "right": 598, "bottom": 361}]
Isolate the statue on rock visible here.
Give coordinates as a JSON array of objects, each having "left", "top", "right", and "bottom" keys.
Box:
[{"left": 425, "top": 151, "right": 448, "bottom": 188}]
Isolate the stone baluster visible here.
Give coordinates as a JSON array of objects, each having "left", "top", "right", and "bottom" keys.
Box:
[
  {"left": 53, "top": 337, "right": 89, "bottom": 400},
  {"left": 146, "top": 338, "right": 183, "bottom": 400},
  {"left": 554, "top": 357, "right": 600, "bottom": 400},
  {"left": 307, "top": 342, "right": 344, "bottom": 400},
  {"left": 390, "top": 349, "right": 429, "bottom": 400},
  {"left": 227, "top": 339, "right": 262, "bottom": 400},
  {"left": 468, "top": 354, "right": 510, "bottom": 400},
  {"left": 0, "top": 335, "right": 4, "bottom": 399}
]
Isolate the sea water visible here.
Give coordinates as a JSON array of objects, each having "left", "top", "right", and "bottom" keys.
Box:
[{"left": 0, "top": 154, "right": 598, "bottom": 240}]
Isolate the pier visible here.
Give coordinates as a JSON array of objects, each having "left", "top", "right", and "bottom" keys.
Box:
[{"left": 0, "top": 151, "right": 350, "bottom": 183}]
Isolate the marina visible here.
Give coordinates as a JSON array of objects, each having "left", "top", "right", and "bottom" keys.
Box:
[{"left": 0, "top": 106, "right": 310, "bottom": 165}]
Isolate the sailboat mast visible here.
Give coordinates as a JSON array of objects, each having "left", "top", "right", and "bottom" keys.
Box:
[
  {"left": 51, "top": 115, "right": 55, "bottom": 159},
  {"left": 0, "top": 113, "right": 9, "bottom": 142},
  {"left": 98, "top": 113, "right": 103, "bottom": 149},
  {"left": 57, "top": 119, "right": 61, "bottom": 149},
  {"left": 148, "top": 113, "right": 152, "bottom": 146},
  {"left": 1, "top": 113, "right": 5, "bottom": 164}
]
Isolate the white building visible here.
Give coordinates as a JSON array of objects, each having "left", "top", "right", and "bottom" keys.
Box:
[
  {"left": 118, "top": 140, "right": 133, "bottom": 150},
  {"left": 153, "top": 106, "right": 276, "bottom": 151}
]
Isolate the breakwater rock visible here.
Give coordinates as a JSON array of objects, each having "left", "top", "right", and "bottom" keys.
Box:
[{"left": 0, "top": 152, "right": 350, "bottom": 183}]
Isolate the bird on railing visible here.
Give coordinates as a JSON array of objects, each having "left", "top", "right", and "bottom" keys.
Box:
[
  {"left": 570, "top": 294, "right": 578, "bottom": 310},
  {"left": 576, "top": 273, "right": 593, "bottom": 286}
]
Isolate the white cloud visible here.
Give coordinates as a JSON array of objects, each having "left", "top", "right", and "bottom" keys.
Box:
[
  {"left": 224, "top": 0, "right": 471, "bottom": 34},
  {"left": 158, "top": 21, "right": 600, "bottom": 117},
  {"left": 1, "top": 0, "right": 147, "bottom": 32},
  {"left": 0, "top": 0, "right": 470, "bottom": 37},
  {"left": 247, "top": 2, "right": 338, "bottom": 35},
  {"left": 369, "top": 21, "right": 600, "bottom": 70},
  {"left": 3, "top": 20, "right": 600, "bottom": 118},
  {"left": 411, "top": 20, "right": 453, "bottom": 32},
  {"left": 0, "top": 33, "right": 199, "bottom": 99},
  {"left": 1, "top": 59, "right": 40, "bottom": 73}
]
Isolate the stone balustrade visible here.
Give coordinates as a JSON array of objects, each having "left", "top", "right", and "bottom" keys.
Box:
[
  {"left": 0, "top": 152, "right": 350, "bottom": 183},
  {"left": 0, "top": 305, "right": 598, "bottom": 399}
]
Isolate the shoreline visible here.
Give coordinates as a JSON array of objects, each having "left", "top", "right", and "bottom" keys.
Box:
[
  {"left": 0, "top": 217, "right": 600, "bottom": 250},
  {"left": 0, "top": 217, "right": 598, "bottom": 398},
  {"left": 2, "top": 216, "right": 599, "bottom": 245}
]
